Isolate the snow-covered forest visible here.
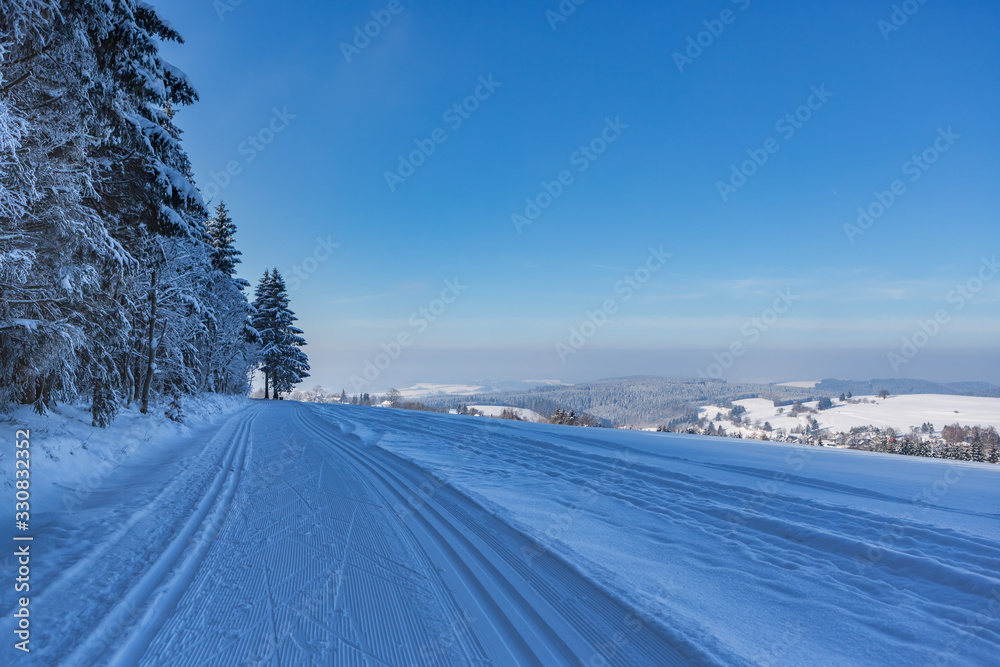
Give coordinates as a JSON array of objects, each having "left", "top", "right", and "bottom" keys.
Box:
[{"left": 0, "top": 2, "right": 307, "bottom": 422}]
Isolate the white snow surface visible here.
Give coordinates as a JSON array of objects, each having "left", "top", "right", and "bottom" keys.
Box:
[
  {"left": 701, "top": 394, "right": 1000, "bottom": 435},
  {"left": 2, "top": 400, "right": 997, "bottom": 665},
  {"left": 466, "top": 405, "right": 547, "bottom": 422},
  {"left": 357, "top": 406, "right": 1000, "bottom": 666},
  {"left": 3, "top": 394, "right": 249, "bottom": 516}
]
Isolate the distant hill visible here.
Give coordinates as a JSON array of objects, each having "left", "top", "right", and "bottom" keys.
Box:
[
  {"left": 427, "top": 376, "right": 1000, "bottom": 428},
  {"left": 431, "top": 376, "right": 833, "bottom": 428},
  {"left": 814, "top": 379, "right": 1000, "bottom": 398}
]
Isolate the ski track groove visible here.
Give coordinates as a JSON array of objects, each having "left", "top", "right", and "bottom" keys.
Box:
[
  {"left": 0, "top": 405, "right": 253, "bottom": 665},
  {"left": 295, "top": 406, "right": 697, "bottom": 666},
  {"left": 12, "top": 406, "right": 257, "bottom": 637},
  {"left": 340, "top": 407, "right": 1000, "bottom": 661},
  {"left": 58, "top": 406, "right": 259, "bottom": 666},
  {"left": 296, "top": 414, "right": 558, "bottom": 667},
  {"left": 139, "top": 403, "right": 488, "bottom": 667},
  {"left": 490, "top": 431, "right": 1000, "bottom": 599},
  {"left": 376, "top": 412, "right": 1000, "bottom": 603}
]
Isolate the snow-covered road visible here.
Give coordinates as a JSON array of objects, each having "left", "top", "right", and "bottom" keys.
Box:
[{"left": 4, "top": 400, "right": 999, "bottom": 665}]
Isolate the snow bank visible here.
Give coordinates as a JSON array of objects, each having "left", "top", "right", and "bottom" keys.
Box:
[{"left": 1, "top": 394, "right": 249, "bottom": 515}]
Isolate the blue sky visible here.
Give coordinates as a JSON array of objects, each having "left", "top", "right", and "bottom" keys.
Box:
[{"left": 156, "top": 0, "right": 1000, "bottom": 389}]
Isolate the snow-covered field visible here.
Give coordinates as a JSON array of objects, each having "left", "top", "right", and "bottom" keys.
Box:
[
  {"left": 465, "top": 405, "right": 547, "bottom": 422},
  {"left": 700, "top": 393, "right": 1000, "bottom": 435},
  {"left": 3, "top": 400, "right": 998, "bottom": 665}
]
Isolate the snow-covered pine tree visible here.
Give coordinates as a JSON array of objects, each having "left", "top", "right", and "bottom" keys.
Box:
[
  {"left": 206, "top": 202, "right": 243, "bottom": 277},
  {"left": 251, "top": 270, "right": 277, "bottom": 399},
  {"left": 0, "top": 0, "right": 127, "bottom": 413},
  {"left": 251, "top": 269, "right": 309, "bottom": 399},
  {"left": 970, "top": 431, "right": 985, "bottom": 463},
  {"left": 203, "top": 201, "right": 257, "bottom": 393},
  {"left": 269, "top": 270, "right": 310, "bottom": 397},
  {"left": 1, "top": 3, "right": 257, "bottom": 423},
  {"left": 79, "top": 3, "right": 255, "bottom": 416}
]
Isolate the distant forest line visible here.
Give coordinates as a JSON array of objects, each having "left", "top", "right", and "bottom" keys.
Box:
[{"left": 426, "top": 376, "right": 1000, "bottom": 428}]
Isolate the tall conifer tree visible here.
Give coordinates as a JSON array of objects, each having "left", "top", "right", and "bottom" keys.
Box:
[{"left": 251, "top": 269, "right": 309, "bottom": 399}]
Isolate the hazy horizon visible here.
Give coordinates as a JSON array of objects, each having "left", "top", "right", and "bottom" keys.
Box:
[{"left": 289, "top": 347, "right": 1000, "bottom": 395}]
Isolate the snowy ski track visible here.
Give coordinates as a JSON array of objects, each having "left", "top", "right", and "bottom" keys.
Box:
[{"left": 5, "top": 400, "right": 999, "bottom": 665}]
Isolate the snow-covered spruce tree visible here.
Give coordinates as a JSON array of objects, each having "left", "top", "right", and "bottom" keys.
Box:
[
  {"left": 269, "top": 271, "right": 309, "bottom": 397},
  {"left": 251, "top": 270, "right": 276, "bottom": 399},
  {"left": 203, "top": 202, "right": 257, "bottom": 394},
  {"left": 105, "top": 23, "right": 207, "bottom": 416},
  {"left": 0, "top": 0, "right": 125, "bottom": 413},
  {"left": 251, "top": 269, "right": 309, "bottom": 399},
  {"left": 206, "top": 202, "right": 242, "bottom": 276},
  {"left": 1, "top": 3, "right": 257, "bottom": 423},
  {"left": 92, "top": 6, "right": 252, "bottom": 414}
]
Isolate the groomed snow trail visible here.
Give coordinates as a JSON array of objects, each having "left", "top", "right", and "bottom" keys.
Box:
[
  {"left": 2, "top": 403, "right": 264, "bottom": 665},
  {"left": 290, "top": 407, "right": 693, "bottom": 666},
  {"left": 7, "top": 400, "right": 997, "bottom": 665},
  {"left": 137, "top": 402, "right": 687, "bottom": 666},
  {"left": 4, "top": 401, "right": 690, "bottom": 665},
  {"left": 333, "top": 404, "right": 1000, "bottom": 666},
  {"left": 137, "top": 401, "right": 491, "bottom": 666}
]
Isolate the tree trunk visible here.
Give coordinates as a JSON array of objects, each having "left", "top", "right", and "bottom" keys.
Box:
[
  {"left": 140, "top": 270, "right": 157, "bottom": 414},
  {"left": 133, "top": 359, "right": 142, "bottom": 403},
  {"left": 264, "top": 369, "right": 269, "bottom": 400},
  {"left": 39, "top": 377, "right": 51, "bottom": 409}
]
